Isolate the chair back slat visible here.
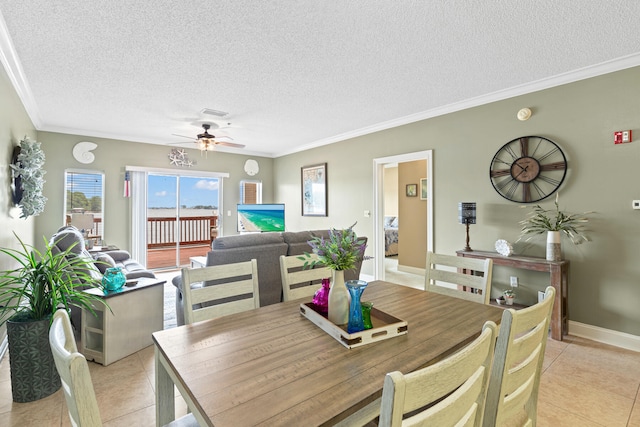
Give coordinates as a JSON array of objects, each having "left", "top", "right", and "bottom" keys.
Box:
[
  {"left": 483, "top": 286, "right": 556, "bottom": 427},
  {"left": 425, "top": 252, "right": 493, "bottom": 304},
  {"left": 380, "top": 321, "right": 497, "bottom": 427},
  {"left": 280, "top": 254, "right": 331, "bottom": 302},
  {"left": 181, "top": 259, "right": 260, "bottom": 325},
  {"left": 49, "top": 309, "right": 102, "bottom": 427}
]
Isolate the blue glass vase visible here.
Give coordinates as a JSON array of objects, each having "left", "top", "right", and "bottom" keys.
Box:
[{"left": 345, "top": 280, "right": 368, "bottom": 333}]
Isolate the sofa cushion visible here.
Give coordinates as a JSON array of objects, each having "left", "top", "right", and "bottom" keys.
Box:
[
  {"left": 282, "top": 230, "right": 315, "bottom": 256},
  {"left": 104, "top": 250, "right": 132, "bottom": 262},
  {"left": 51, "top": 226, "right": 86, "bottom": 255},
  {"left": 206, "top": 241, "right": 288, "bottom": 307},
  {"left": 94, "top": 253, "right": 116, "bottom": 274},
  {"left": 213, "top": 232, "right": 284, "bottom": 249}
]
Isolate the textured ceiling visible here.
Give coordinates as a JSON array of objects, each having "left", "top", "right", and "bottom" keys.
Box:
[{"left": 1, "top": 1, "right": 640, "bottom": 157}]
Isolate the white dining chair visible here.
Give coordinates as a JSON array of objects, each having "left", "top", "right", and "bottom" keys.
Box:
[
  {"left": 425, "top": 251, "right": 493, "bottom": 304},
  {"left": 49, "top": 309, "right": 198, "bottom": 427},
  {"left": 379, "top": 320, "right": 498, "bottom": 426},
  {"left": 181, "top": 258, "right": 260, "bottom": 324},
  {"left": 482, "top": 286, "right": 556, "bottom": 427},
  {"left": 279, "top": 254, "right": 331, "bottom": 301}
]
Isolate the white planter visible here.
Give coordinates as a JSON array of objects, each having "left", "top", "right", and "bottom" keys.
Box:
[{"left": 546, "top": 230, "right": 562, "bottom": 261}]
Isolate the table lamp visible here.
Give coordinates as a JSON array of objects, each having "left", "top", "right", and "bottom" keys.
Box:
[{"left": 458, "top": 202, "right": 476, "bottom": 251}]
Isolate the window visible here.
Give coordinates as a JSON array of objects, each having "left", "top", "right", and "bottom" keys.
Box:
[
  {"left": 64, "top": 170, "right": 105, "bottom": 240},
  {"left": 240, "top": 180, "right": 262, "bottom": 204}
]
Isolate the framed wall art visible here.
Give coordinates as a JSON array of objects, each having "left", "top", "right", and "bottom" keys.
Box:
[
  {"left": 302, "top": 163, "right": 327, "bottom": 216},
  {"left": 406, "top": 183, "right": 417, "bottom": 197},
  {"left": 420, "top": 178, "right": 428, "bottom": 200}
]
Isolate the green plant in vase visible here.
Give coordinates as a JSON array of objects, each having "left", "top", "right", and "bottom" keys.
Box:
[
  {"left": 517, "top": 193, "right": 593, "bottom": 260},
  {"left": 0, "top": 233, "right": 108, "bottom": 402},
  {"left": 300, "top": 223, "right": 369, "bottom": 325}
]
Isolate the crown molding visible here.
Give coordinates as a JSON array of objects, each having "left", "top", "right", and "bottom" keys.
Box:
[
  {"left": 274, "top": 52, "right": 640, "bottom": 157},
  {"left": 0, "top": 10, "right": 42, "bottom": 128}
]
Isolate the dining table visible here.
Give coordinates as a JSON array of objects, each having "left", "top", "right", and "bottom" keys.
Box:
[{"left": 153, "top": 280, "right": 504, "bottom": 427}]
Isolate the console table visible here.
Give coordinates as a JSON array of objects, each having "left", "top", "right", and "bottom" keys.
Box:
[
  {"left": 456, "top": 250, "right": 568, "bottom": 341},
  {"left": 81, "top": 277, "right": 165, "bottom": 365}
]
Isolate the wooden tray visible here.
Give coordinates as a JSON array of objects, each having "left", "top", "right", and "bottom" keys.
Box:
[{"left": 299, "top": 302, "right": 408, "bottom": 349}]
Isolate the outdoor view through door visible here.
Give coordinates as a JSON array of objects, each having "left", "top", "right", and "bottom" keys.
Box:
[{"left": 146, "top": 174, "right": 220, "bottom": 269}]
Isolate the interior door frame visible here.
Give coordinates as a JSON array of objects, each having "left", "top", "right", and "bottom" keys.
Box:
[{"left": 373, "top": 150, "right": 433, "bottom": 280}]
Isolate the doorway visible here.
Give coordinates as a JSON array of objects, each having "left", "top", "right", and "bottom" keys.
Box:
[
  {"left": 373, "top": 150, "right": 433, "bottom": 283},
  {"left": 146, "top": 174, "right": 220, "bottom": 269}
]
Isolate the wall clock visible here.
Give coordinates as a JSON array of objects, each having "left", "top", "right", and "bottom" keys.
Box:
[{"left": 489, "top": 136, "right": 567, "bottom": 203}]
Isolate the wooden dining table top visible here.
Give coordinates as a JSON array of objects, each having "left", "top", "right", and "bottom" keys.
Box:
[{"left": 152, "top": 280, "right": 504, "bottom": 427}]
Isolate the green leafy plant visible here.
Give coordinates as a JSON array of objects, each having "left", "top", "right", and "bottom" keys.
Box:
[
  {"left": 299, "top": 223, "right": 370, "bottom": 271},
  {"left": 503, "top": 289, "right": 515, "bottom": 297},
  {"left": 518, "top": 194, "right": 593, "bottom": 245},
  {"left": 0, "top": 233, "right": 107, "bottom": 323}
]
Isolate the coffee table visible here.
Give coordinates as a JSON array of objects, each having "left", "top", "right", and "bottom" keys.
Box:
[{"left": 81, "top": 277, "right": 165, "bottom": 366}]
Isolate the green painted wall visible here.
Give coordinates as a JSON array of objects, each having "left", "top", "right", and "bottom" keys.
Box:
[
  {"left": 0, "top": 62, "right": 37, "bottom": 345},
  {"left": 275, "top": 66, "right": 640, "bottom": 336}
]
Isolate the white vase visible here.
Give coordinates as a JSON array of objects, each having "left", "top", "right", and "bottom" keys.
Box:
[
  {"left": 328, "top": 270, "right": 349, "bottom": 325},
  {"left": 546, "top": 230, "right": 562, "bottom": 261}
]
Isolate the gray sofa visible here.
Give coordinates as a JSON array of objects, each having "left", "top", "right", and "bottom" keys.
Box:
[
  {"left": 172, "top": 230, "right": 367, "bottom": 326},
  {"left": 50, "top": 226, "right": 155, "bottom": 334},
  {"left": 50, "top": 226, "right": 155, "bottom": 280}
]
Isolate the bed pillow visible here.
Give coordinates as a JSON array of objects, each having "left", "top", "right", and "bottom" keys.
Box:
[{"left": 384, "top": 216, "right": 396, "bottom": 228}]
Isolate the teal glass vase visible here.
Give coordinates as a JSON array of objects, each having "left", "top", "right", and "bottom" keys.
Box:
[
  {"left": 102, "top": 267, "right": 126, "bottom": 291},
  {"left": 346, "top": 280, "right": 368, "bottom": 333}
]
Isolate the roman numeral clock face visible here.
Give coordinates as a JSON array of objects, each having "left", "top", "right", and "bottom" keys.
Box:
[{"left": 489, "top": 136, "right": 567, "bottom": 203}]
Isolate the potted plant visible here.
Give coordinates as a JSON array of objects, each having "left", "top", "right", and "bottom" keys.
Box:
[
  {"left": 503, "top": 289, "right": 516, "bottom": 306},
  {"left": 300, "top": 223, "right": 369, "bottom": 325},
  {"left": 517, "top": 193, "right": 593, "bottom": 261},
  {"left": 0, "top": 233, "right": 108, "bottom": 402}
]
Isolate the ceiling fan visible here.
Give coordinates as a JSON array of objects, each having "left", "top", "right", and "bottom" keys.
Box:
[{"left": 172, "top": 123, "right": 245, "bottom": 153}]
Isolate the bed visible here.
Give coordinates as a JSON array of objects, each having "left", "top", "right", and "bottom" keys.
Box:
[{"left": 384, "top": 216, "right": 399, "bottom": 257}]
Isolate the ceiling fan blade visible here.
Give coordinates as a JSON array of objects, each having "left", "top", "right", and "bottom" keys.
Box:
[
  {"left": 211, "top": 135, "right": 234, "bottom": 141},
  {"left": 215, "top": 141, "right": 245, "bottom": 149},
  {"left": 171, "top": 133, "right": 197, "bottom": 140}
]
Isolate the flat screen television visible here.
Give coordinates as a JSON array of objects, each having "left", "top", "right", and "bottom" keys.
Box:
[{"left": 237, "top": 204, "right": 285, "bottom": 232}]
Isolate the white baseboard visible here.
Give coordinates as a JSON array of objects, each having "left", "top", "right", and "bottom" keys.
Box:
[
  {"left": 397, "top": 265, "right": 426, "bottom": 276},
  {"left": 569, "top": 321, "right": 640, "bottom": 352}
]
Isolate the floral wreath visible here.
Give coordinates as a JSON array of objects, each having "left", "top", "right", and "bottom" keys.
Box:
[{"left": 11, "top": 137, "right": 47, "bottom": 218}]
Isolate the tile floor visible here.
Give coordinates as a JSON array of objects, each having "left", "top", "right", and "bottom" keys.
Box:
[{"left": 0, "top": 263, "right": 638, "bottom": 426}]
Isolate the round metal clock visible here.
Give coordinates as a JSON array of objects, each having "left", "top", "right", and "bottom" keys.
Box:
[{"left": 489, "top": 136, "right": 567, "bottom": 203}]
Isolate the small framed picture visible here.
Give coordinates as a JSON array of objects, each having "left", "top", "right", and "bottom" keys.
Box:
[
  {"left": 406, "top": 184, "right": 417, "bottom": 197},
  {"left": 420, "top": 178, "right": 428, "bottom": 200},
  {"left": 301, "top": 163, "right": 328, "bottom": 216}
]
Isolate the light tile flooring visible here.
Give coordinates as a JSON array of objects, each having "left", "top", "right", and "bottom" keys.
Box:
[{"left": 0, "top": 263, "right": 639, "bottom": 426}]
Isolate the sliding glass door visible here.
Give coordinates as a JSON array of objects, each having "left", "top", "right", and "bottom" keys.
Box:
[{"left": 146, "top": 174, "right": 220, "bottom": 270}]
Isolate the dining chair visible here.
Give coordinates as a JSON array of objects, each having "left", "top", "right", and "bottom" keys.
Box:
[
  {"left": 181, "top": 258, "right": 260, "bottom": 324},
  {"left": 425, "top": 251, "right": 493, "bottom": 304},
  {"left": 482, "top": 286, "right": 556, "bottom": 427},
  {"left": 279, "top": 254, "right": 331, "bottom": 301},
  {"left": 379, "top": 320, "right": 498, "bottom": 426},
  {"left": 49, "top": 309, "right": 198, "bottom": 427}
]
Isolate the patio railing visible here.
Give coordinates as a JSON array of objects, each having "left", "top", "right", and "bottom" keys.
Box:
[{"left": 147, "top": 216, "right": 218, "bottom": 248}]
